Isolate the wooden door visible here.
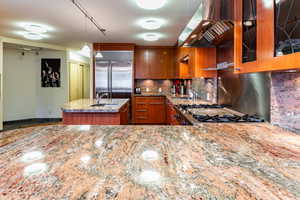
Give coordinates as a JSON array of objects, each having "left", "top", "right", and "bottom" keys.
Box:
[
  {"left": 69, "top": 63, "right": 83, "bottom": 101},
  {"left": 82, "top": 64, "right": 90, "bottom": 98}
]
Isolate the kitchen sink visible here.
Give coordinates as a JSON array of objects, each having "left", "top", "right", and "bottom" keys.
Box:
[
  {"left": 90, "top": 103, "right": 118, "bottom": 107},
  {"left": 171, "top": 96, "right": 192, "bottom": 100}
]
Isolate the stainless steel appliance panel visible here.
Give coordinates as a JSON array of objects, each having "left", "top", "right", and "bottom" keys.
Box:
[{"left": 218, "top": 70, "right": 270, "bottom": 121}]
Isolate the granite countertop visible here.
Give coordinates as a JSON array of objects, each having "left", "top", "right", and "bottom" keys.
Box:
[
  {"left": 61, "top": 98, "right": 129, "bottom": 113},
  {"left": 1, "top": 124, "right": 300, "bottom": 199}
]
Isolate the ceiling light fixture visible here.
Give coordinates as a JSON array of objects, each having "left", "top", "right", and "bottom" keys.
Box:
[
  {"left": 23, "top": 32, "right": 43, "bottom": 40},
  {"left": 24, "top": 24, "right": 48, "bottom": 34},
  {"left": 140, "top": 19, "right": 163, "bottom": 30},
  {"left": 202, "top": 21, "right": 210, "bottom": 26},
  {"left": 191, "top": 34, "right": 197, "bottom": 39},
  {"left": 136, "top": 0, "right": 167, "bottom": 10},
  {"left": 243, "top": 20, "right": 253, "bottom": 27},
  {"left": 95, "top": 52, "right": 103, "bottom": 58},
  {"left": 80, "top": 44, "right": 91, "bottom": 57},
  {"left": 143, "top": 33, "right": 160, "bottom": 41}
]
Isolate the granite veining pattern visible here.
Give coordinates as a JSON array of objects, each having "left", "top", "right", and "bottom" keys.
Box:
[
  {"left": 61, "top": 98, "right": 129, "bottom": 113},
  {"left": 1, "top": 124, "right": 300, "bottom": 199}
]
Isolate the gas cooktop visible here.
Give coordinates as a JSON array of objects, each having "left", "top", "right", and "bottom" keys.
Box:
[
  {"left": 178, "top": 104, "right": 224, "bottom": 110},
  {"left": 177, "top": 104, "right": 264, "bottom": 123},
  {"left": 192, "top": 114, "right": 264, "bottom": 123}
]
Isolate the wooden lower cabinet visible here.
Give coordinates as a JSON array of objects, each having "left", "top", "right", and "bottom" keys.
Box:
[
  {"left": 63, "top": 103, "right": 129, "bottom": 125},
  {"left": 166, "top": 99, "right": 181, "bottom": 125},
  {"left": 133, "top": 96, "right": 166, "bottom": 124}
]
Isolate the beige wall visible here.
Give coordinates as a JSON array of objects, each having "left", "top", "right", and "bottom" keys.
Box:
[
  {"left": 36, "top": 50, "right": 68, "bottom": 118},
  {"left": 3, "top": 48, "right": 68, "bottom": 121},
  {"left": 3, "top": 48, "right": 37, "bottom": 121}
]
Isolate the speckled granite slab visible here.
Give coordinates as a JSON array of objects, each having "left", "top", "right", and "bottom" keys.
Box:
[
  {"left": 61, "top": 98, "right": 129, "bottom": 113},
  {"left": 0, "top": 124, "right": 300, "bottom": 199}
]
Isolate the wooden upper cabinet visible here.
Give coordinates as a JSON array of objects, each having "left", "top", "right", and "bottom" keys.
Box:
[
  {"left": 194, "top": 48, "right": 217, "bottom": 78},
  {"left": 135, "top": 48, "right": 150, "bottom": 79},
  {"left": 234, "top": 0, "right": 300, "bottom": 73},
  {"left": 93, "top": 43, "right": 135, "bottom": 51},
  {"left": 135, "top": 46, "right": 175, "bottom": 79},
  {"left": 175, "top": 47, "right": 217, "bottom": 78}
]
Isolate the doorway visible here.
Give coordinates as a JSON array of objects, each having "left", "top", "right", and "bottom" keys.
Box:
[{"left": 69, "top": 62, "right": 90, "bottom": 101}]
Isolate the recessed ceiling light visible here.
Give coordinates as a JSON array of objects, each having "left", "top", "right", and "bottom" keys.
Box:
[
  {"left": 140, "top": 19, "right": 164, "bottom": 30},
  {"left": 191, "top": 34, "right": 197, "bottom": 39},
  {"left": 143, "top": 33, "right": 160, "bottom": 41},
  {"left": 136, "top": 0, "right": 167, "bottom": 10},
  {"left": 187, "top": 19, "right": 201, "bottom": 30},
  {"left": 24, "top": 24, "right": 47, "bottom": 33},
  {"left": 202, "top": 21, "right": 210, "bottom": 26},
  {"left": 23, "top": 32, "right": 43, "bottom": 40}
]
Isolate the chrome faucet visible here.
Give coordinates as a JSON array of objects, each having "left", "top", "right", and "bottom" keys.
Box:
[{"left": 96, "top": 92, "right": 109, "bottom": 103}]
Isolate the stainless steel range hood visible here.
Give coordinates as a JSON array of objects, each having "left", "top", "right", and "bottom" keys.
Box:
[
  {"left": 201, "top": 0, "right": 233, "bottom": 21},
  {"left": 178, "top": 0, "right": 233, "bottom": 47}
]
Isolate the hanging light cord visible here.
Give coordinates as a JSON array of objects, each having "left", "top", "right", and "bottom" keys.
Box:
[{"left": 70, "top": 0, "right": 106, "bottom": 36}]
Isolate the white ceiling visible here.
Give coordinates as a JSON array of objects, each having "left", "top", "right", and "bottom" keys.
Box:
[{"left": 0, "top": 0, "right": 200, "bottom": 49}]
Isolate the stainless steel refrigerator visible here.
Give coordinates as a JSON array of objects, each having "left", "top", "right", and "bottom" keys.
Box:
[{"left": 95, "top": 51, "right": 133, "bottom": 98}]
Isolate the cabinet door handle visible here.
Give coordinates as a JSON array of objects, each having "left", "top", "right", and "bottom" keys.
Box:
[
  {"left": 136, "top": 109, "right": 147, "bottom": 112},
  {"left": 149, "top": 102, "right": 164, "bottom": 105},
  {"left": 137, "top": 116, "right": 147, "bottom": 119}
]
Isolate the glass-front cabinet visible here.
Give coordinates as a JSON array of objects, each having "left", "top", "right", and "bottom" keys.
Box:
[
  {"left": 234, "top": 0, "right": 300, "bottom": 73},
  {"left": 242, "top": 0, "right": 257, "bottom": 63},
  {"left": 274, "top": 0, "right": 300, "bottom": 56}
]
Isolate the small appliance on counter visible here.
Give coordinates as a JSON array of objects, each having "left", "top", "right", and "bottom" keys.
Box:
[
  {"left": 135, "top": 87, "right": 141, "bottom": 94},
  {"left": 171, "top": 85, "right": 176, "bottom": 95}
]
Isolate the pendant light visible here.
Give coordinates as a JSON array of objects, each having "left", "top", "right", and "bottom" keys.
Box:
[
  {"left": 95, "top": 51, "right": 103, "bottom": 58},
  {"left": 81, "top": 43, "right": 90, "bottom": 53}
]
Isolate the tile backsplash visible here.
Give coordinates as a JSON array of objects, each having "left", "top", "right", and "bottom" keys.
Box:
[
  {"left": 270, "top": 71, "right": 300, "bottom": 134},
  {"left": 135, "top": 80, "right": 173, "bottom": 93}
]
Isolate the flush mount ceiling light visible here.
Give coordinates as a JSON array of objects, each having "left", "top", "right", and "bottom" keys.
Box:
[
  {"left": 140, "top": 19, "right": 164, "bottom": 30},
  {"left": 23, "top": 32, "right": 43, "bottom": 40},
  {"left": 136, "top": 0, "right": 167, "bottom": 10},
  {"left": 143, "top": 33, "right": 160, "bottom": 41},
  {"left": 24, "top": 24, "right": 48, "bottom": 34}
]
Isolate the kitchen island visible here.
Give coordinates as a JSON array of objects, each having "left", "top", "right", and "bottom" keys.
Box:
[
  {"left": 0, "top": 124, "right": 300, "bottom": 199},
  {"left": 61, "top": 98, "right": 130, "bottom": 125}
]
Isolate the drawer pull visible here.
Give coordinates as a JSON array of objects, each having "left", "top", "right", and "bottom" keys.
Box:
[
  {"left": 149, "top": 102, "right": 164, "bottom": 105},
  {"left": 137, "top": 117, "right": 147, "bottom": 119},
  {"left": 136, "top": 110, "right": 147, "bottom": 112}
]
